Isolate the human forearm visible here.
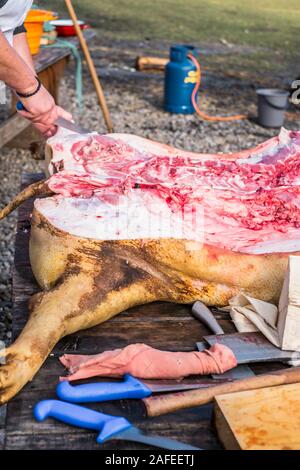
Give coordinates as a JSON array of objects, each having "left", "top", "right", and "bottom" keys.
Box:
[
  {"left": 0, "top": 31, "right": 36, "bottom": 93},
  {"left": 13, "top": 32, "right": 35, "bottom": 73},
  {"left": 0, "top": 31, "right": 72, "bottom": 137}
]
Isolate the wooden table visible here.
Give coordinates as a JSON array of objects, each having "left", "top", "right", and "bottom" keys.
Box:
[
  {"left": 1, "top": 173, "right": 281, "bottom": 450},
  {"left": 0, "top": 30, "right": 95, "bottom": 151}
]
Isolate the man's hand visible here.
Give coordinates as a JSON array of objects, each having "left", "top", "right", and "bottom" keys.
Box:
[
  {"left": 0, "top": 32, "right": 72, "bottom": 138},
  {"left": 17, "top": 84, "right": 73, "bottom": 137}
]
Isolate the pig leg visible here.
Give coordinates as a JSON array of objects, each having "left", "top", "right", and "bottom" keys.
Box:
[
  {"left": 0, "top": 180, "right": 52, "bottom": 221},
  {"left": 0, "top": 271, "right": 158, "bottom": 404}
]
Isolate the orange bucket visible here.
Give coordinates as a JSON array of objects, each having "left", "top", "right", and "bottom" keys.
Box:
[{"left": 25, "top": 9, "right": 57, "bottom": 55}]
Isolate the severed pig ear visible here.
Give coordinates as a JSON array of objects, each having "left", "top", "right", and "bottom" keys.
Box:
[{"left": 0, "top": 179, "right": 53, "bottom": 221}]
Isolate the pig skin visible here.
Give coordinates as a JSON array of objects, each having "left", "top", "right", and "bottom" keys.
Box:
[
  {"left": 59, "top": 343, "right": 237, "bottom": 381},
  {"left": 0, "top": 208, "right": 291, "bottom": 404},
  {"left": 0, "top": 130, "right": 299, "bottom": 404}
]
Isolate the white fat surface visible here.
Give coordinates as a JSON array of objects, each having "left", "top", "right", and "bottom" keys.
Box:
[
  {"left": 244, "top": 238, "right": 300, "bottom": 254},
  {"left": 35, "top": 193, "right": 300, "bottom": 254},
  {"left": 35, "top": 192, "right": 204, "bottom": 242}
]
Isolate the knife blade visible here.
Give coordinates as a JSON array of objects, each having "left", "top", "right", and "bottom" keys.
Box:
[
  {"left": 16, "top": 101, "right": 90, "bottom": 134},
  {"left": 56, "top": 373, "right": 229, "bottom": 403},
  {"left": 34, "top": 400, "right": 201, "bottom": 450},
  {"left": 192, "top": 301, "right": 254, "bottom": 380},
  {"left": 55, "top": 117, "right": 90, "bottom": 134}
]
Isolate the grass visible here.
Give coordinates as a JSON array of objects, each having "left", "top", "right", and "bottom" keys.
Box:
[{"left": 37, "top": 0, "right": 299, "bottom": 72}]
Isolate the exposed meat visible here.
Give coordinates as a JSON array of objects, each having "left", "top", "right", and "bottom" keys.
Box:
[
  {"left": 60, "top": 343, "right": 237, "bottom": 381},
  {"left": 42, "top": 128, "right": 300, "bottom": 254}
]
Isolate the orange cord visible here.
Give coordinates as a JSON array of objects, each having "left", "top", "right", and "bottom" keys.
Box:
[{"left": 188, "top": 53, "right": 247, "bottom": 122}]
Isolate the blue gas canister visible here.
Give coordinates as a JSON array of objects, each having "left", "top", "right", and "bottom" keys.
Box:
[{"left": 164, "top": 45, "right": 198, "bottom": 114}]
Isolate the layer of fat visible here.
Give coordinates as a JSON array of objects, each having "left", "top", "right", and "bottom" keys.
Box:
[
  {"left": 35, "top": 193, "right": 300, "bottom": 255},
  {"left": 35, "top": 191, "right": 205, "bottom": 242}
]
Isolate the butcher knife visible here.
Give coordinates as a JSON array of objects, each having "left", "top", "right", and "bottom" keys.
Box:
[
  {"left": 16, "top": 101, "right": 90, "bottom": 134},
  {"left": 56, "top": 373, "right": 230, "bottom": 403},
  {"left": 192, "top": 301, "right": 254, "bottom": 380},
  {"left": 55, "top": 117, "right": 90, "bottom": 134},
  {"left": 34, "top": 400, "right": 201, "bottom": 450}
]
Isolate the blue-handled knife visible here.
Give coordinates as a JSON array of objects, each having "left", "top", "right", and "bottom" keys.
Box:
[
  {"left": 57, "top": 374, "right": 227, "bottom": 403},
  {"left": 34, "top": 400, "right": 201, "bottom": 450}
]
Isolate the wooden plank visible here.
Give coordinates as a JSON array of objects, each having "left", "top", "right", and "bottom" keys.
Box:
[
  {"left": 0, "top": 114, "right": 31, "bottom": 148},
  {"left": 214, "top": 382, "right": 300, "bottom": 450},
  {"left": 0, "top": 406, "right": 6, "bottom": 450}
]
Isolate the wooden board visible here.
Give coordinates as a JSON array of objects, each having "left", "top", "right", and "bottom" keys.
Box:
[
  {"left": 214, "top": 382, "right": 300, "bottom": 450},
  {"left": 2, "top": 173, "right": 283, "bottom": 450}
]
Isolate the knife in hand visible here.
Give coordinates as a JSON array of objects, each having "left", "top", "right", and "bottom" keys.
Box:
[
  {"left": 34, "top": 400, "right": 201, "bottom": 450},
  {"left": 16, "top": 101, "right": 90, "bottom": 134}
]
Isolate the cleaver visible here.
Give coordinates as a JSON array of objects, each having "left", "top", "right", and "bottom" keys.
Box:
[
  {"left": 192, "top": 301, "right": 254, "bottom": 380},
  {"left": 203, "top": 331, "right": 300, "bottom": 364}
]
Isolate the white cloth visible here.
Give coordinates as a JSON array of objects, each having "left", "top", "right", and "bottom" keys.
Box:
[
  {"left": 0, "top": 0, "right": 33, "bottom": 101},
  {"left": 0, "top": 0, "right": 33, "bottom": 44},
  {"left": 227, "top": 294, "right": 300, "bottom": 365},
  {"left": 227, "top": 294, "right": 281, "bottom": 347}
]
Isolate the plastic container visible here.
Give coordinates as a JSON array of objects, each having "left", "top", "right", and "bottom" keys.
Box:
[
  {"left": 256, "top": 88, "right": 289, "bottom": 128},
  {"left": 50, "top": 19, "right": 88, "bottom": 37},
  {"left": 164, "top": 45, "right": 198, "bottom": 114},
  {"left": 25, "top": 9, "right": 57, "bottom": 55}
]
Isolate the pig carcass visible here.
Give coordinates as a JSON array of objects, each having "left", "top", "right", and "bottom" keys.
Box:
[{"left": 0, "top": 127, "right": 300, "bottom": 404}]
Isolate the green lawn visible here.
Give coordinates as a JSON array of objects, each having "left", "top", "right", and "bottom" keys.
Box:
[{"left": 37, "top": 0, "right": 299, "bottom": 72}]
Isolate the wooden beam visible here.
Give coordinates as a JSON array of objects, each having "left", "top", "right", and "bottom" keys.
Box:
[{"left": 0, "top": 114, "right": 31, "bottom": 148}]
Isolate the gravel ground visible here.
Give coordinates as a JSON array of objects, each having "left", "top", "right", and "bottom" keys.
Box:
[{"left": 0, "top": 46, "right": 299, "bottom": 343}]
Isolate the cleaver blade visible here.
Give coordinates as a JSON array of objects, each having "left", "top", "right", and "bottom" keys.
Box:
[
  {"left": 192, "top": 301, "right": 254, "bottom": 380},
  {"left": 196, "top": 341, "right": 254, "bottom": 380},
  {"left": 203, "top": 332, "right": 300, "bottom": 364}
]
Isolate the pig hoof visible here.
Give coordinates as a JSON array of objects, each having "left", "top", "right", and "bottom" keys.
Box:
[{"left": 0, "top": 348, "right": 33, "bottom": 405}]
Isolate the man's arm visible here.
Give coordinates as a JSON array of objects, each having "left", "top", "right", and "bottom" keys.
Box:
[
  {"left": 0, "top": 31, "right": 37, "bottom": 93},
  {"left": 13, "top": 31, "right": 35, "bottom": 73},
  {"left": 0, "top": 31, "right": 72, "bottom": 137}
]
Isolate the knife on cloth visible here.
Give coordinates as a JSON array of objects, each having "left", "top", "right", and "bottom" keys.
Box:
[
  {"left": 34, "top": 400, "right": 201, "bottom": 450},
  {"left": 16, "top": 101, "right": 90, "bottom": 134},
  {"left": 56, "top": 373, "right": 230, "bottom": 403},
  {"left": 192, "top": 301, "right": 254, "bottom": 380}
]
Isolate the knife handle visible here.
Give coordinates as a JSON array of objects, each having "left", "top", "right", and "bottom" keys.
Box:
[
  {"left": 16, "top": 101, "right": 27, "bottom": 112},
  {"left": 34, "top": 399, "right": 131, "bottom": 444},
  {"left": 192, "top": 301, "right": 224, "bottom": 335},
  {"left": 56, "top": 374, "right": 152, "bottom": 403}
]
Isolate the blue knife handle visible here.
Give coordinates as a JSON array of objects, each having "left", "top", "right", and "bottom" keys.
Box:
[
  {"left": 16, "top": 101, "right": 27, "bottom": 112},
  {"left": 34, "top": 399, "right": 132, "bottom": 444},
  {"left": 56, "top": 374, "right": 152, "bottom": 403}
]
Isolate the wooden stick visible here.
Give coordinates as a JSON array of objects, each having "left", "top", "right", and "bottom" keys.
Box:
[
  {"left": 144, "top": 366, "right": 300, "bottom": 417},
  {"left": 65, "top": 0, "right": 113, "bottom": 133}
]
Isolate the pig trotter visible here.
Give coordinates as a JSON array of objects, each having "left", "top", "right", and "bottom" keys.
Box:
[
  {"left": 0, "top": 268, "right": 158, "bottom": 404},
  {"left": 0, "top": 179, "right": 52, "bottom": 221}
]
